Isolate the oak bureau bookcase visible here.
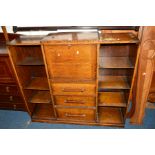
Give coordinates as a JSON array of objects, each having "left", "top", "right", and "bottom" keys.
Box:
[{"left": 7, "top": 29, "right": 139, "bottom": 127}]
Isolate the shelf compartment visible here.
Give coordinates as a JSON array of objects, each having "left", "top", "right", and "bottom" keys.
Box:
[
  {"left": 32, "top": 104, "right": 55, "bottom": 119},
  {"left": 30, "top": 91, "right": 51, "bottom": 104},
  {"left": 99, "top": 57, "right": 134, "bottom": 68},
  {"left": 25, "top": 77, "right": 49, "bottom": 90},
  {"left": 99, "top": 33, "right": 139, "bottom": 44},
  {"left": 98, "top": 92, "right": 127, "bottom": 107},
  {"left": 99, "top": 76, "right": 130, "bottom": 90},
  {"left": 99, "top": 107, "right": 124, "bottom": 125},
  {"left": 17, "top": 57, "right": 44, "bottom": 66}
]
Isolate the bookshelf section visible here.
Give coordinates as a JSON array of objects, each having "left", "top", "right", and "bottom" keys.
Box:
[
  {"left": 98, "top": 33, "right": 139, "bottom": 126},
  {"left": 8, "top": 44, "right": 55, "bottom": 120}
]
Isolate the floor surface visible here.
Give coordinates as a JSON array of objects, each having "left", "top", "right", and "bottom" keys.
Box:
[{"left": 0, "top": 108, "right": 155, "bottom": 129}]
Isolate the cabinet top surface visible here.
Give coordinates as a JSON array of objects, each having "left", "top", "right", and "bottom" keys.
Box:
[
  {"left": 7, "top": 31, "right": 139, "bottom": 46},
  {"left": 8, "top": 35, "right": 46, "bottom": 46},
  {"left": 41, "top": 32, "right": 99, "bottom": 44}
]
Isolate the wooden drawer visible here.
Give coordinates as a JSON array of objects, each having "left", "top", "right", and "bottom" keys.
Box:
[
  {"left": 54, "top": 95, "right": 95, "bottom": 107},
  {"left": 56, "top": 107, "right": 95, "bottom": 122},
  {"left": 44, "top": 45, "right": 97, "bottom": 63},
  {"left": 49, "top": 63, "right": 95, "bottom": 80},
  {"left": 0, "top": 103, "right": 26, "bottom": 111},
  {"left": 52, "top": 83, "right": 96, "bottom": 96},
  {"left": 0, "top": 84, "right": 19, "bottom": 95},
  {"left": 0, "top": 95, "right": 23, "bottom": 103},
  {"left": 12, "top": 104, "right": 26, "bottom": 111}
]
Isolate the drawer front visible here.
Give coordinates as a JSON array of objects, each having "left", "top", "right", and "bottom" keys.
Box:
[
  {"left": 52, "top": 83, "right": 96, "bottom": 96},
  {"left": 0, "top": 103, "right": 26, "bottom": 111},
  {"left": 44, "top": 45, "right": 97, "bottom": 63},
  {"left": 54, "top": 95, "right": 95, "bottom": 107},
  {"left": 0, "top": 85, "right": 20, "bottom": 95},
  {"left": 56, "top": 108, "right": 95, "bottom": 122},
  {"left": 49, "top": 63, "right": 95, "bottom": 80},
  {"left": 0, "top": 95, "right": 24, "bottom": 103}
]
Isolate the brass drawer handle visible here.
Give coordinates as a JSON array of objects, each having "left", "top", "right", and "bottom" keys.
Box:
[
  {"left": 9, "top": 96, "right": 13, "bottom": 102},
  {"left": 65, "top": 113, "right": 86, "bottom": 117},
  {"left": 64, "top": 99, "right": 84, "bottom": 104},
  {"left": 62, "top": 88, "right": 85, "bottom": 92},
  {"left": 6, "top": 86, "right": 10, "bottom": 92}
]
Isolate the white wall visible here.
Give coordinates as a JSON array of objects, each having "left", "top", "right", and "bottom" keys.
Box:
[{"left": 0, "top": 26, "right": 13, "bottom": 33}]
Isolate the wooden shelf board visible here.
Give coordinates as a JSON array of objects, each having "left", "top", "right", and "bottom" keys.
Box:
[
  {"left": 99, "top": 57, "right": 134, "bottom": 68},
  {"left": 98, "top": 92, "right": 127, "bottom": 107},
  {"left": 99, "top": 76, "right": 130, "bottom": 90},
  {"left": 17, "top": 57, "right": 44, "bottom": 66},
  {"left": 99, "top": 107, "right": 124, "bottom": 124},
  {"left": 99, "top": 33, "right": 139, "bottom": 44},
  {"left": 25, "top": 77, "right": 49, "bottom": 90},
  {"left": 32, "top": 104, "right": 55, "bottom": 119},
  {"left": 30, "top": 91, "right": 51, "bottom": 104}
]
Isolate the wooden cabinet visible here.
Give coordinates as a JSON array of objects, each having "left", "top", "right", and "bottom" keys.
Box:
[
  {"left": 8, "top": 31, "right": 140, "bottom": 127},
  {"left": 0, "top": 47, "right": 25, "bottom": 111},
  {"left": 0, "top": 56, "right": 15, "bottom": 83}
]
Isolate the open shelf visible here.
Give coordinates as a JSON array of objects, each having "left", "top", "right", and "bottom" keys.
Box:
[
  {"left": 98, "top": 92, "right": 127, "bottom": 107},
  {"left": 17, "top": 57, "right": 44, "bottom": 66},
  {"left": 99, "top": 107, "right": 124, "bottom": 125},
  {"left": 25, "top": 77, "right": 49, "bottom": 90},
  {"left": 29, "top": 91, "right": 51, "bottom": 104},
  {"left": 99, "top": 33, "right": 139, "bottom": 44},
  {"left": 32, "top": 104, "right": 55, "bottom": 120},
  {"left": 98, "top": 76, "right": 130, "bottom": 90},
  {"left": 99, "top": 57, "right": 134, "bottom": 68}
]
